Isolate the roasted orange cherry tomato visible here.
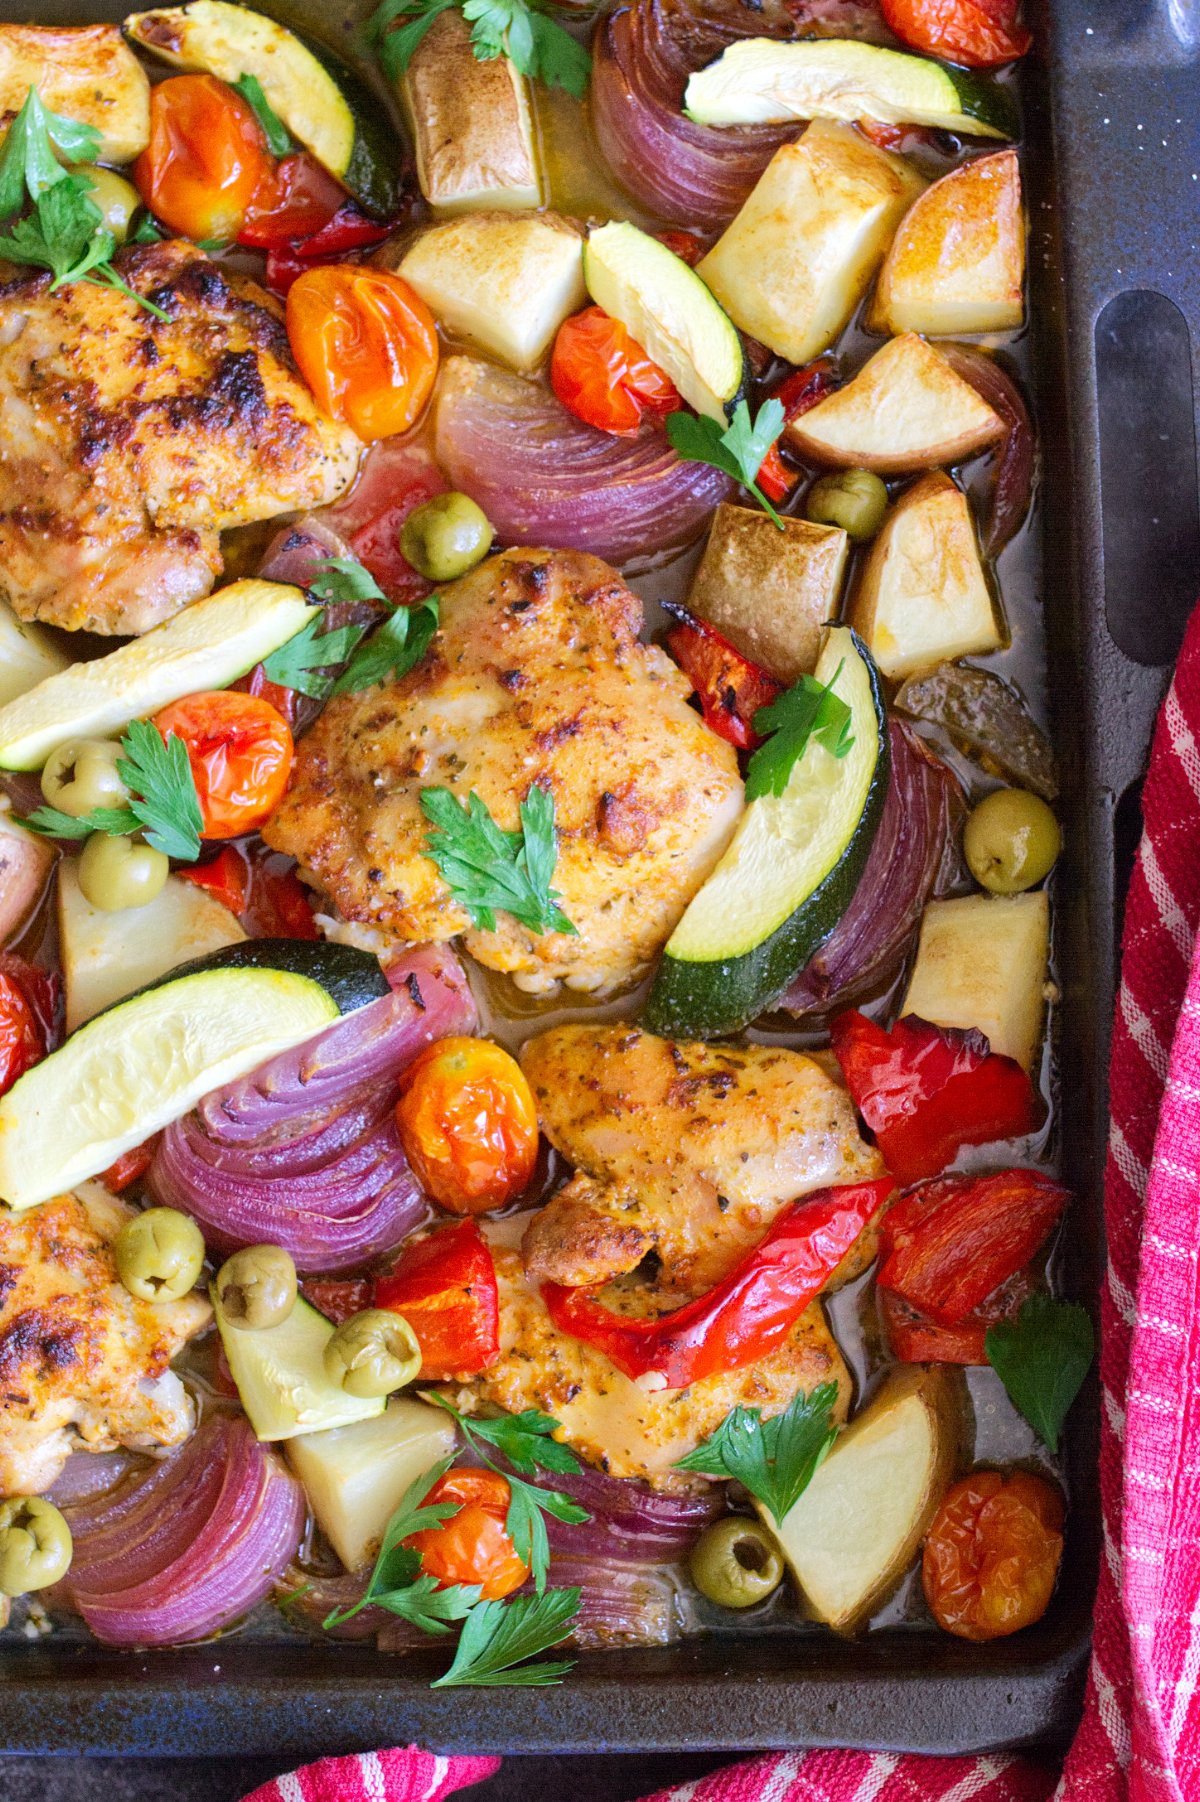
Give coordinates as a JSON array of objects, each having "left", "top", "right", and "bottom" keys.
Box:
[
  {"left": 880, "top": 0, "right": 1032, "bottom": 67},
  {"left": 551, "top": 306, "right": 681, "bottom": 437},
  {"left": 395, "top": 1036, "right": 539, "bottom": 1214},
  {"left": 134, "top": 74, "right": 273, "bottom": 242},
  {"left": 405, "top": 1467, "right": 529, "bottom": 1600},
  {"left": 286, "top": 265, "right": 439, "bottom": 441},
  {"left": 0, "top": 972, "right": 43, "bottom": 1099},
  {"left": 923, "top": 1470, "right": 1064, "bottom": 1640},
  {"left": 152, "top": 691, "right": 293, "bottom": 839}
]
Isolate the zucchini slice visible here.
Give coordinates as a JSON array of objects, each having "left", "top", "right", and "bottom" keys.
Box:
[
  {"left": 584, "top": 221, "right": 746, "bottom": 423},
  {"left": 124, "top": 1, "right": 401, "bottom": 217},
  {"left": 215, "top": 1288, "right": 385, "bottom": 1441},
  {"left": 646, "top": 626, "right": 888, "bottom": 1038},
  {"left": 139, "top": 936, "right": 391, "bottom": 1014},
  {"left": 685, "top": 38, "right": 1015, "bottom": 141}
]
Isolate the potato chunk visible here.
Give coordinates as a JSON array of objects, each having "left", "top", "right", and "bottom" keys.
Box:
[
  {"left": 398, "top": 9, "right": 540, "bottom": 214},
  {"left": 762, "top": 1366, "right": 962, "bottom": 1634},
  {"left": 697, "top": 121, "right": 924, "bottom": 365},
  {"left": 687, "top": 503, "right": 849, "bottom": 682},
  {"left": 287, "top": 1399, "right": 457, "bottom": 1572},
  {"left": 396, "top": 212, "right": 585, "bottom": 371},
  {"left": 902, "top": 890, "right": 1050, "bottom": 1070},
  {"left": 0, "top": 600, "right": 68, "bottom": 707},
  {"left": 786, "top": 334, "right": 1005, "bottom": 472},
  {"left": 851, "top": 471, "right": 1001, "bottom": 679},
  {"left": 868, "top": 150, "right": 1024, "bottom": 337},
  {"left": 0, "top": 25, "right": 150, "bottom": 162}
]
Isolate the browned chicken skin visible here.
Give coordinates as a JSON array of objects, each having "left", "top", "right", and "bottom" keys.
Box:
[
  {"left": 0, "top": 240, "right": 360, "bottom": 634},
  {"left": 265, "top": 548, "right": 744, "bottom": 997},
  {"left": 520, "top": 1025, "right": 886, "bottom": 1295},
  {"left": 0, "top": 1184, "right": 210, "bottom": 1497}
]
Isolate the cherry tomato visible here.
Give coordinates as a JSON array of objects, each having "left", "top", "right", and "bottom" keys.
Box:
[
  {"left": 0, "top": 972, "right": 43, "bottom": 1098},
  {"left": 98, "top": 1137, "right": 159, "bottom": 1193},
  {"left": 405, "top": 1467, "right": 529, "bottom": 1600},
  {"left": 134, "top": 74, "right": 273, "bottom": 242},
  {"left": 286, "top": 265, "right": 439, "bottom": 441},
  {"left": 551, "top": 306, "right": 681, "bottom": 437},
  {"left": 152, "top": 692, "right": 293, "bottom": 839},
  {"left": 880, "top": 0, "right": 1032, "bottom": 67},
  {"left": 923, "top": 1471, "right": 1064, "bottom": 1640},
  {"left": 654, "top": 229, "right": 706, "bottom": 266},
  {"left": 239, "top": 152, "right": 346, "bottom": 249},
  {"left": 395, "top": 1037, "right": 539, "bottom": 1214}
]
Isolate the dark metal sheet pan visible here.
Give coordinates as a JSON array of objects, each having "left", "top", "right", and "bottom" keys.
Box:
[{"left": 1, "top": 0, "right": 1198, "bottom": 1757}]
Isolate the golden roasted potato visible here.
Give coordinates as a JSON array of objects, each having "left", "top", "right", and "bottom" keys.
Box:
[
  {"left": 902, "top": 890, "right": 1050, "bottom": 1070},
  {"left": 868, "top": 149, "right": 1024, "bottom": 337},
  {"left": 686, "top": 503, "right": 849, "bottom": 683},
  {"left": 0, "top": 24, "right": 150, "bottom": 162},
  {"left": 398, "top": 8, "right": 540, "bottom": 214}
]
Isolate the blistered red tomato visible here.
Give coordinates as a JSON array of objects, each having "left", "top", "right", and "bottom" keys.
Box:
[
  {"left": 179, "top": 843, "right": 317, "bottom": 938},
  {"left": 0, "top": 972, "right": 44, "bottom": 1098},
  {"left": 395, "top": 1036, "right": 539, "bottom": 1214},
  {"left": 134, "top": 74, "right": 273, "bottom": 242},
  {"left": 405, "top": 1467, "right": 529, "bottom": 1599},
  {"left": 286, "top": 265, "right": 439, "bottom": 441},
  {"left": 551, "top": 306, "right": 681, "bottom": 437},
  {"left": 923, "top": 1470, "right": 1064, "bottom": 1640},
  {"left": 880, "top": 0, "right": 1032, "bottom": 67},
  {"left": 152, "top": 692, "right": 293, "bottom": 839}
]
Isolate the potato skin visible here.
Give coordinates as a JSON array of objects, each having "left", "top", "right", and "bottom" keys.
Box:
[
  {"left": 398, "top": 9, "right": 540, "bottom": 214},
  {"left": 687, "top": 503, "right": 849, "bottom": 684}
]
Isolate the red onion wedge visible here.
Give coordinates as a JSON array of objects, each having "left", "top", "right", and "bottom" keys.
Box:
[
  {"left": 64, "top": 1413, "right": 305, "bottom": 1647},
  {"left": 543, "top": 1461, "right": 722, "bottom": 1563},
  {"left": 784, "top": 722, "right": 964, "bottom": 1017},
  {"left": 149, "top": 945, "right": 476, "bottom": 1272},
  {"left": 939, "top": 344, "right": 1036, "bottom": 557},
  {"left": 591, "top": 0, "right": 796, "bottom": 227},
  {"left": 435, "top": 357, "right": 733, "bottom": 569}
]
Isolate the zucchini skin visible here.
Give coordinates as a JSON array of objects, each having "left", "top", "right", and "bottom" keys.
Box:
[
  {"left": 116, "top": 937, "right": 391, "bottom": 1017},
  {"left": 304, "top": 37, "right": 404, "bottom": 220},
  {"left": 946, "top": 65, "right": 1017, "bottom": 138},
  {"left": 644, "top": 638, "right": 890, "bottom": 1040}
]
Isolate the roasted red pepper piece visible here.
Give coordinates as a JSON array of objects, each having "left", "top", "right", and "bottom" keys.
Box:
[
  {"left": 543, "top": 1175, "right": 895, "bottom": 1389},
  {"left": 757, "top": 357, "right": 842, "bottom": 502},
  {"left": 263, "top": 200, "right": 397, "bottom": 294},
  {"left": 880, "top": 0, "right": 1031, "bottom": 67},
  {"left": 99, "top": 1136, "right": 161, "bottom": 1194},
  {"left": 877, "top": 1167, "right": 1069, "bottom": 1328},
  {"left": 179, "top": 843, "right": 318, "bottom": 939},
  {"left": 374, "top": 1218, "right": 501, "bottom": 1379},
  {"left": 301, "top": 1276, "right": 373, "bottom": 1325},
  {"left": 664, "top": 604, "right": 784, "bottom": 750},
  {"left": 830, "top": 1010, "right": 1041, "bottom": 1184},
  {"left": 880, "top": 1264, "right": 1035, "bottom": 1364}
]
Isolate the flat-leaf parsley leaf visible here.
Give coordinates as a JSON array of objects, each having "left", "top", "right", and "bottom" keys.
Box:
[
  {"left": 985, "top": 1294, "right": 1094, "bottom": 1454},
  {"left": 430, "top": 1587, "right": 581, "bottom": 1688},
  {"left": 366, "top": 0, "right": 590, "bottom": 96},
  {"left": 421, "top": 784, "right": 576, "bottom": 937},
  {"left": 667, "top": 399, "right": 787, "bottom": 529},
  {"left": 675, "top": 1381, "right": 840, "bottom": 1523},
  {"left": 743, "top": 662, "right": 855, "bottom": 802}
]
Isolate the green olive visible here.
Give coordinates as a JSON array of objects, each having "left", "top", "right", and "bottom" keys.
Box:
[
  {"left": 216, "top": 1245, "right": 297, "bottom": 1331},
  {"left": 690, "top": 1515, "right": 784, "bottom": 1610},
  {"left": 0, "top": 1496, "right": 72, "bottom": 1596},
  {"left": 400, "top": 492, "right": 494, "bottom": 583},
  {"left": 805, "top": 469, "right": 889, "bottom": 542},
  {"left": 322, "top": 1308, "right": 422, "bottom": 1398},
  {"left": 72, "top": 166, "right": 140, "bottom": 243},
  {"left": 964, "top": 787, "right": 1061, "bottom": 894},
  {"left": 77, "top": 833, "right": 169, "bottom": 912},
  {"left": 114, "top": 1207, "right": 206, "bottom": 1303},
  {"left": 41, "top": 738, "right": 129, "bottom": 818}
]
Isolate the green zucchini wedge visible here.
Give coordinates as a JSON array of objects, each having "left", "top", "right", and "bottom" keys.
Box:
[
  {"left": 645, "top": 626, "right": 888, "bottom": 1039},
  {"left": 684, "top": 39, "right": 1016, "bottom": 141},
  {"left": 124, "top": 1, "right": 402, "bottom": 217},
  {"left": 138, "top": 937, "right": 392, "bottom": 1014}
]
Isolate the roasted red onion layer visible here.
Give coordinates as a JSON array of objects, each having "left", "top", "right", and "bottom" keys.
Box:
[
  {"left": 591, "top": 0, "right": 796, "bottom": 227},
  {"left": 65, "top": 1413, "right": 305, "bottom": 1647},
  {"left": 545, "top": 1461, "right": 723, "bottom": 1563},
  {"left": 149, "top": 946, "right": 476, "bottom": 1272},
  {"left": 435, "top": 357, "right": 733, "bottom": 569},
  {"left": 939, "top": 344, "right": 1036, "bottom": 557},
  {"left": 784, "top": 722, "right": 963, "bottom": 1016}
]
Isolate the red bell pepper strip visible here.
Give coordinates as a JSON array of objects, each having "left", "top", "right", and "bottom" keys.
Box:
[
  {"left": 757, "top": 357, "right": 841, "bottom": 502},
  {"left": 374, "top": 1218, "right": 501, "bottom": 1380},
  {"left": 99, "top": 1136, "right": 161, "bottom": 1194},
  {"left": 179, "top": 844, "right": 319, "bottom": 940},
  {"left": 664, "top": 603, "right": 784, "bottom": 750},
  {"left": 880, "top": 1264, "right": 1035, "bottom": 1365},
  {"left": 263, "top": 200, "right": 398, "bottom": 294},
  {"left": 830, "top": 1010, "right": 1041, "bottom": 1184},
  {"left": 301, "top": 1276, "right": 373, "bottom": 1326},
  {"left": 877, "top": 1167, "right": 1069, "bottom": 1328},
  {"left": 880, "top": 0, "right": 1031, "bottom": 67},
  {"left": 542, "top": 1175, "right": 895, "bottom": 1390}
]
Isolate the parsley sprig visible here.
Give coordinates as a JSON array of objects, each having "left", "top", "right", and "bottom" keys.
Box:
[
  {"left": 675, "top": 1382, "right": 840, "bottom": 1523},
  {"left": 421, "top": 784, "right": 576, "bottom": 938},
  {"left": 19, "top": 719, "right": 204, "bottom": 860},
  {"left": 985, "top": 1294, "right": 1094, "bottom": 1454},
  {"left": 743, "top": 662, "right": 855, "bottom": 802},
  {"left": 324, "top": 1453, "right": 484, "bottom": 1633},
  {"left": 366, "top": 0, "right": 590, "bottom": 97},
  {"left": 667, "top": 399, "right": 787, "bottom": 529},
  {"left": 234, "top": 73, "right": 293, "bottom": 157},
  {"left": 262, "top": 559, "right": 440, "bottom": 700},
  {"left": 0, "top": 89, "right": 168, "bottom": 320},
  {"left": 431, "top": 1587, "right": 581, "bottom": 1688},
  {"left": 426, "top": 1396, "right": 589, "bottom": 1592}
]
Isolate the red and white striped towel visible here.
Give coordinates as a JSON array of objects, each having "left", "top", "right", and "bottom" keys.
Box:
[{"left": 245, "top": 606, "right": 1200, "bottom": 1802}]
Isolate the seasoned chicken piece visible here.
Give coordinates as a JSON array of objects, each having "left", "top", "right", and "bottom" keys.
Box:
[
  {"left": 521, "top": 1025, "right": 886, "bottom": 1294},
  {"left": 467, "top": 1222, "right": 851, "bottom": 1488},
  {"left": 0, "top": 1183, "right": 210, "bottom": 1497},
  {"left": 0, "top": 241, "right": 360, "bottom": 634},
  {"left": 265, "top": 548, "right": 743, "bottom": 997}
]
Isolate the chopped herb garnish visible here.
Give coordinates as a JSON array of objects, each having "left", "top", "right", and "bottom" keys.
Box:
[
  {"left": 743, "top": 662, "right": 855, "bottom": 802},
  {"left": 430, "top": 1587, "right": 581, "bottom": 1688},
  {"left": 366, "top": 0, "right": 590, "bottom": 97},
  {"left": 674, "top": 1382, "right": 840, "bottom": 1523},
  {"left": 985, "top": 1294, "right": 1094, "bottom": 1455},
  {"left": 262, "top": 612, "right": 368, "bottom": 699},
  {"left": 420, "top": 784, "right": 575, "bottom": 938},
  {"left": 234, "top": 73, "right": 293, "bottom": 157},
  {"left": 332, "top": 596, "right": 439, "bottom": 695},
  {"left": 17, "top": 718, "right": 204, "bottom": 862},
  {"left": 667, "top": 398, "right": 787, "bottom": 529}
]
